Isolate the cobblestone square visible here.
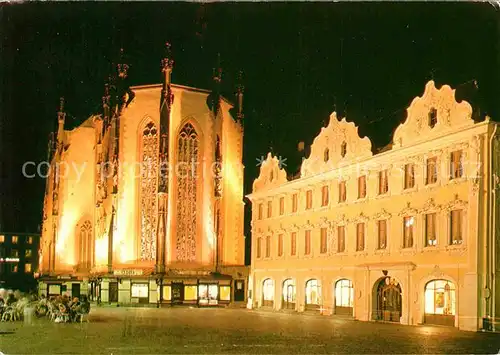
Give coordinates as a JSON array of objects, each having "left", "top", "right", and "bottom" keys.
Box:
[{"left": 1, "top": 307, "right": 499, "bottom": 354}]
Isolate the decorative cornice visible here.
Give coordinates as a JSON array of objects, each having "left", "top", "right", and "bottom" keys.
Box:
[
  {"left": 352, "top": 212, "right": 370, "bottom": 223},
  {"left": 372, "top": 208, "right": 392, "bottom": 220},
  {"left": 336, "top": 214, "right": 349, "bottom": 225},
  {"left": 398, "top": 202, "right": 419, "bottom": 217},
  {"left": 444, "top": 194, "right": 468, "bottom": 212},
  {"left": 419, "top": 197, "right": 442, "bottom": 214}
]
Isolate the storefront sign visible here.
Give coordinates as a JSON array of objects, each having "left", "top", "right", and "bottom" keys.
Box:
[
  {"left": 113, "top": 269, "right": 143, "bottom": 276},
  {"left": 0, "top": 257, "right": 19, "bottom": 262}
]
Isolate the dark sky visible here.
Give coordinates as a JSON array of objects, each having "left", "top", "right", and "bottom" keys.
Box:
[{"left": 1, "top": 3, "right": 499, "bottom": 263}]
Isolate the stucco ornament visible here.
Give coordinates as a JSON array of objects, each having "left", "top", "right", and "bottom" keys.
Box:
[
  {"left": 300, "top": 112, "right": 372, "bottom": 177},
  {"left": 444, "top": 194, "right": 468, "bottom": 212},
  {"left": 393, "top": 81, "right": 474, "bottom": 149},
  {"left": 253, "top": 152, "right": 288, "bottom": 192},
  {"left": 419, "top": 197, "right": 442, "bottom": 214},
  {"left": 398, "top": 201, "right": 419, "bottom": 217}
]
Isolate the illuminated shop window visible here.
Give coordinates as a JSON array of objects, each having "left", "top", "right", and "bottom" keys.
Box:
[
  {"left": 305, "top": 279, "right": 320, "bottom": 305},
  {"left": 48, "top": 284, "right": 61, "bottom": 295},
  {"left": 131, "top": 284, "right": 148, "bottom": 298},
  {"left": 220, "top": 286, "right": 231, "bottom": 301},
  {"left": 335, "top": 279, "right": 353, "bottom": 307},
  {"left": 424, "top": 280, "right": 456, "bottom": 316},
  {"left": 184, "top": 285, "right": 198, "bottom": 301},
  {"left": 162, "top": 285, "right": 171, "bottom": 301},
  {"left": 0, "top": 235, "right": 4, "bottom": 243}
]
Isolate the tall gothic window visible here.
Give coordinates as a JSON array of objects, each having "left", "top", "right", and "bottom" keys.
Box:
[
  {"left": 140, "top": 121, "right": 159, "bottom": 261},
  {"left": 177, "top": 123, "right": 199, "bottom": 262},
  {"left": 78, "top": 221, "right": 92, "bottom": 270}
]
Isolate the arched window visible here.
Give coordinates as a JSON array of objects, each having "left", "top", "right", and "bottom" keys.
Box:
[
  {"left": 282, "top": 279, "right": 296, "bottom": 304},
  {"left": 335, "top": 279, "right": 354, "bottom": 307},
  {"left": 262, "top": 278, "right": 274, "bottom": 307},
  {"left": 340, "top": 141, "right": 347, "bottom": 158},
  {"left": 140, "top": 121, "right": 159, "bottom": 261},
  {"left": 305, "top": 279, "right": 321, "bottom": 305},
  {"left": 177, "top": 122, "right": 199, "bottom": 262},
  {"left": 324, "top": 148, "right": 330, "bottom": 162},
  {"left": 78, "top": 221, "right": 92, "bottom": 270},
  {"left": 425, "top": 279, "right": 456, "bottom": 316}
]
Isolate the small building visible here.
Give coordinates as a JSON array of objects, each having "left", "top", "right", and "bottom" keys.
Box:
[
  {"left": 0, "top": 232, "right": 40, "bottom": 292},
  {"left": 246, "top": 81, "right": 500, "bottom": 332},
  {"left": 37, "top": 46, "right": 248, "bottom": 306}
]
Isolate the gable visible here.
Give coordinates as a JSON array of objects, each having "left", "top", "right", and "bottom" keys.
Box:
[{"left": 253, "top": 153, "right": 288, "bottom": 193}]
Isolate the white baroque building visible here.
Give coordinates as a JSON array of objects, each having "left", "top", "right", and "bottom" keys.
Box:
[{"left": 247, "top": 81, "right": 500, "bottom": 331}]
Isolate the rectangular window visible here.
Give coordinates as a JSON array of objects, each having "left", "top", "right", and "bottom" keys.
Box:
[
  {"left": 278, "top": 234, "right": 284, "bottom": 256},
  {"left": 358, "top": 176, "right": 366, "bottom": 199},
  {"left": 265, "top": 236, "right": 271, "bottom": 257},
  {"left": 379, "top": 170, "right": 389, "bottom": 194},
  {"left": 256, "top": 238, "right": 262, "bottom": 258},
  {"left": 25, "top": 249, "right": 32, "bottom": 258},
  {"left": 320, "top": 227, "right": 327, "bottom": 254},
  {"left": 321, "top": 185, "right": 329, "bottom": 207},
  {"left": 258, "top": 204, "right": 263, "bottom": 220},
  {"left": 450, "top": 210, "right": 463, "bottom": 245},
  {"left": 28, "top": 236, "right": 33, "bottom": 244},
  {"left": 12, "top": 236, "right": 18, "bottom": 244},
  {"left": 12, "top": 264, "right": 18, "bottom": 273},
  {"left": 404, "top": 163, "right": 415, "bottom": 189},
  {"left": 356, "top": 223, "right": 365, "bottom": 251},
  {"left": 426, "top": 157, "right": 438, "bottom": 185},
  {"left": 267, "top": 201, "right": 272, "bottom": 218},
  {"left": 304, "top": 230, "right": 311, "bottom": 255},
  {"left": 425, "top": 213, "right": 437, "bottom": 246},
  {"left": 450, "top": 150, "right": 463, "bottom": 179},
  {"left": 0, "top": 235, "right": 4, "bottom": 243},
  {"left": 184, "top": 285, "right": 198, "bottom": 301},
  {"left": 25, "top": 263, "right": 32, "bottom": 273},
  {"left": 337, "top": 226, "right": 345, "bottom": 253},
  {"left": 279, "top": 197, "right": 285, "bottom": 215},
  {"left": 291, "top": 232, "right": 297, "bottom": 256},
  {"left": 220, "top": 286, "right": 231, "bottom": 301},
  {"left": 162, "top": 285, "right": 172, "bottom": 301},
  {"left": 292, "top": 194, "right": 298, "bottom": 213},
  {"left": 403, "top": 216, "right": 415, "bottom": 248},
  {"left": 131, "top": 284, "right": 148, "bottom": 298},
  {"left": 377, "top": 220, "right": 387, "bottom": 249},
  {"left": 338, "top": 181, "right": 346, "bottom": 203},
  {"left": 306, "top": 190, "right": 313, "bottom": 210},
  {"left": 12, "top": 249, "right": 19, "bottom": 258}
]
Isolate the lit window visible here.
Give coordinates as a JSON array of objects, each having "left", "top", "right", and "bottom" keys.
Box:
[
  {"left": 425, "top": 213, "right": 437, "bottom": 246},
  {"left": 306, "top": 190, "right": 313, "bottom": 210},
  {"left": 162, "top": 285, "right": 171, "bottom": 301},
  {"left": 279, "top": 197, "right": 285, "bottom": 215},
  {"left": 25, "top": 249, "right": 32, "bottom": 258},
  {"left": 304, "top": 230, "right": 311, "bottom": 255},
  {"left": 28, "top": 236, "right": 33, "bottom": 245},
  {"left": 337, "top": 226, "right": 345, "bottom": 253},
  {"left": 321, "top": 185, "right": 329, "bottom": 207},
  {"left": 12, "top": 249, "right": 19, "bottom": 258},
  {"left": 131, "top": 284, "right": 148, "bottom": 298},
  {"left": 278, "top": 234, "right": 284, "bottom": 257},
  {"left": 184, "top": 285, "right": 198, "bottom": 301},
  {"left": 12, "top": 236, "right": 18, "bottom": 244},
  {"left": 12, "top": 265, "right": 18, "bottom": 273},
  {"left": 25, "top": 264, "right": 32, "bottom": 273},
  {"left": 450, "top": 151, "right": 463, "bottom": 179},
  {"left": 290, "top": 232, "right": 297, "bottom": 256},
  {"left": 356, "top": 223, "right": 365, "bottom": 251},
  {"left": 305, "top": 279, "right": 321, "bottom": 305},
  {"left": 378, "top": 170, "right": 389, "bottom": 194},
  {"left": 267, "top": 201, "right": 272, "bottom": 218},
  {"left": 450, "top": 210, "right": 463, "bottom": 245},
  {"left": 262, "top": 279, "right": 274, "bottom": 306},
  {"left": 292, "top": 193, "right": 298, "bottom": 213},
  {"left": 219, "top": 286, "right": 231, "bottom": 301},
  {"left": 338, "top": 181, "right": 346, "bottom": 203},
  {"left": 282, "top": 279, "right": 296, "bottom": 304},
  {"left": 358, "top": 176, "right": 366, "bottom": 199},
  {"left": 425, "top": 280, "right": 456, "bottom": 316},
  {"left": 320, "top": 228, "right": 327, "bottom": 254},
  {"left": 377, "top": 220, "right": 387, "bottom": 249},
  {"left": 335, "top": 279, "right": 353, "bottom": 307},
  {"left": 265, "top": 236, "right": 271, "bottom": 257},
  {"left": 0, "top": 235, "right": 4, "bottom": 243},
  {"left": 403, "top": 216, "right": 414, "bottom": 248},
  {"left": 426, "top": 157, "right": 438, "bottom": 185},
  {"left": 404, "top": 163, "right": 415, "bottom": 189}
]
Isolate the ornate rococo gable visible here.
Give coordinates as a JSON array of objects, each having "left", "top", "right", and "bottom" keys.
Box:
[
  {"left": 253, "top": 152, "right": 288, "bottom": 193},
  {"left": 392, "top": 80, "right": 474, "bottom": 149},
  {"left": 301, "top": 112, "right": 372, "bottom": 177}
]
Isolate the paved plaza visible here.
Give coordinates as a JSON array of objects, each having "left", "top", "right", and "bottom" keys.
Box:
[{"left": 1, "top": 307, "right": 499, "bottom": 354}]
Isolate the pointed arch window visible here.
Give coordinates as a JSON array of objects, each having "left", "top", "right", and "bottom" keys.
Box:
[
  {"left": 78, "top": 221, "right": 92, "bottom": 270},
  {"left": 177, "top": 122, "right": 199, "bottom": 262},
  {"left": 140, "top": 121, "right": 159, "bottom": 261}
]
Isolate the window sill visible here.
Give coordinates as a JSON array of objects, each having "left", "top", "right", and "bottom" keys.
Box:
[
  {"left": 375, "top": 192, "right": 390, "bottom": 200},
  {"left": 354, "top": 251, "right": 368, "bottom": 257},
  {"left": 423, "top": 181, "right": 439, "bottom": 190},
  {"left": 402, "top": 186, "right": 418, "bottom": 195},
  {"left": 354, "top": 197, "right": 368, "bottom": 204},
  {"left": 449, "top": 177, "right": 467, "bottom": 185},
  {"left": 374, "top": 248, "right": 389, "bottom": 255},
  {"left": 333, "top": 252, "right": 348, "bottom": 257},
  {"left": 399, "top": 248, "right": 417, "bottom": 256},
  {"left": 337, "top": 201, "right": 348, "bottom": 207}
]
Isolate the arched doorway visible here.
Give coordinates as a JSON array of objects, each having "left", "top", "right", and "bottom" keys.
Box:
[
  {"left": 282, "top": 279, "right": 296, "bottom": 310},
  {"left": 424, "top": 279, "right": 456, "bottom": 326},
  {"left": 305, "top": 279, "right": 321, "bottom": 311},
  {"left": 262, "top": 278, "right": 274, "bottom": 307},
  {"left": 373, "top": 277, "right": 402, "bottom": 322},
  {"left": 334, "top": 279, "right": 354, "bottom": 315}
]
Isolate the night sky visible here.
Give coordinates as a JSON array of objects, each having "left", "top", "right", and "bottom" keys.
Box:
[{"left": 1, "top": 3, "right": 499, "bottom": 264}]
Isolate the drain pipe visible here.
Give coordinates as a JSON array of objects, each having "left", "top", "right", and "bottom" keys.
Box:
[{"left": 489, "top": 123, "right": 498, "bottom": 330}]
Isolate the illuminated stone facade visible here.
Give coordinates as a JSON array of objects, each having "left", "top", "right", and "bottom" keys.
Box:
[
  {"left": 247, "top": 81, "right": 500, "bottom": 331},
  {"left": 38, "top": 51, "right": 247, "bottom": 306}
]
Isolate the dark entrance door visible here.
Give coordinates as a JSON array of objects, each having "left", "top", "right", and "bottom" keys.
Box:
[
  {"left": 171, "top": 283, "right": 184, "bottom": 305},
  {"left": 375, "top": 278, "right": 402, "bottom": 322},
  {"left": 234, "top": 280, "right": 245, "bottom": 302},
  {"left": 109, "top": 282, "right": 119, "bottom": 303},
  {"left": 71, "top": 283, "right": 81, "bottom": 299}
]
